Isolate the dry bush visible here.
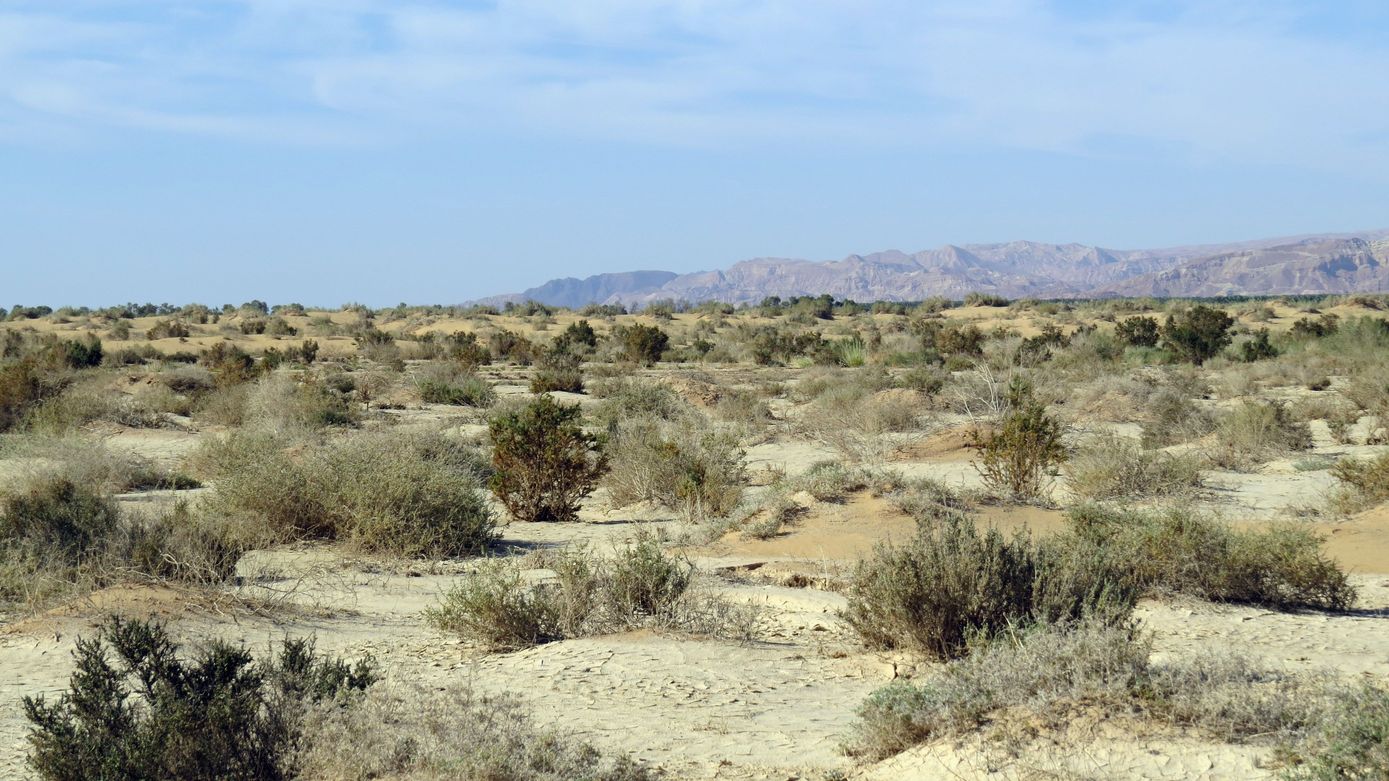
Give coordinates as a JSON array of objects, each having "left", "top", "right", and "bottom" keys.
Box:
[
  {"left": 843, "top": 516, "right": 1137, "bottom": 660},
  {"left": 1209, "top": 400, "right": 1312, "bottom": 470},
  {"left": 1140, "top": 386, "right": 1216, "bottom": 448},
  {"left": 415, "top": 362, "right": 495, "bottom": 406},
  {"left": 1067, "top": 434, "right": 1204, "bottom": 499},
  {"left": 1281, "top": 683, "right": 1389, "bottom": 780},
  {"left": 428, "top": 535, "right": 755, "bottom": 651},
  {"left": 296, "top": 683, "right": 654, "bottom": 781},
  {"left": 1067, "top": 503, "right": 1354, "bottom": 610},
  {"left": 197, "top": 429, "right": 495, "bottom": 557},
  {"left": 241, "top": 373, "right": 359, "bottom": 433},
  {"left": 588, "top": 377, "right": 694, "bottom": 429},
  {"left": 0, "top": 475, "right": 240, "bottom": 611},
  {"left": 604, "top": 416, "right": 745, "bottom": 520},
  {"left": 850, "top": 620, "right": 1339, "bottom": 762},
  {"left": 1329, "top": 451, "right": 1389, "bottom": 514},
  {"left": 799, "top": 386, "right": 920, "bottom": 463}
]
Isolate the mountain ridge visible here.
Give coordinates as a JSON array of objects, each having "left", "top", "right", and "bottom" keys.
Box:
[{"left": 475, "top": 229, "right": 1389, "bottom": 307}]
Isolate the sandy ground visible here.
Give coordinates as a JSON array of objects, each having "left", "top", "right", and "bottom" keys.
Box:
[{"left": 1, "top": 357, "right": 1388, "bottom": 778}]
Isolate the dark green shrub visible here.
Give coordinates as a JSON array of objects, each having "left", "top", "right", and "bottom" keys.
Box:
[
  {"left": 1240, "top": 328, "right": 1279, "bottom": 362},
  {"left": 200, "top": 342, "right": 259, "bottom": 386},
  {"left": 1161, "top": 305, "right": 1234, "bottom": 364},
  {"left": 488, "top": 396, "right": 607, "bottom": 522},
  {"left": 615, "top": 323, "right": 669, "bottom": 365},
  {"left": 555, "top": 319, "right": 598, "bottom": 352},
  {"left": 1116, "top": 315, "right": 1160, "bottom": 347},
  {"left": 24, "top": 617, "right": 376, "bottom": 781},
  {"left": 964, "top": 292, "right": 1009, "bottom": 307},
  {"left": 59, "top": 335, "right": 103, "bottom": 369},
  {"left": 0, "top": 357, "right": 53, "bottom": 432}
]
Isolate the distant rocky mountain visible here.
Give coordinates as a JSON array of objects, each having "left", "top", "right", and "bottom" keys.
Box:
[
  {"left": 476, "top": 230, "right": 1389, "bottom": 307},
  {"left": 474, "top": 270, "right": 679, "bottom": 309}
]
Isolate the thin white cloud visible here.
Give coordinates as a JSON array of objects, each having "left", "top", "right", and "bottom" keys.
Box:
[{"left": 0, "top": 1, "right": 1386, "bottom": 173}]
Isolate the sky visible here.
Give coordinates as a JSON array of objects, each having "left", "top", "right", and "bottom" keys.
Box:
[{"left": 2, "top": 0, "right": 1389, "bottom": 307}]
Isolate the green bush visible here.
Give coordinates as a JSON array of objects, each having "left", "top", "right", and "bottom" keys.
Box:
[
  {"left": 24, "top": 617, "right": 376, "bottom": 781},
  {"left": 1162, "top": 305, "right": 1234, "bottom": 364},
  {"left": 1116, "top": 315, "right": 1160, "bottom": 347},
  {"left": 614, "top": 323, "right": 669, "bottom": 365},
  {"left": 488, "top": 396, "right": 608, "bottom": 523},
  {"left": 971, "top": 388, "right": 1066, "bottom": 500}
]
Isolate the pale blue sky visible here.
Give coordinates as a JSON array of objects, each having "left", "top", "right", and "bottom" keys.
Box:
[{"left": 3, "top": 1, "right": 1388, "bottom": 306}]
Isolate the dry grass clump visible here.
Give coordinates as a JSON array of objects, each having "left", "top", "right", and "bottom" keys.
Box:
[
  {"left": 1281, "top": 683, "right": 1389, "bottom": 780},
  {"left": 239, "top": 373, "right": 360, "bottom": 432},
  {"left": 296, "top": 683, "right": 655, "bottom": 781},
  {"left": 843, "top": 516, "right": 1138, "bottom": 660},
  {"left": 1328, "top": 451, "right": 1389, "bottom": 514},
  {"left": 427, "top": 534, "right": 756, "bottom": 651},
  {"left": 416, "top": 362, "right": 496, "bottom": 406},
  {"left": 1067, "top": 503, "right": 1354, "bottom": 610},
  {"left": 797, "top": 375, "right": 921, "bottom": 462},
  {"left": 197, "top": 428, "right": 495, "bottom": 557},
  {"left": 587, "top": 377, "right": 694, "bottom": 429},
  {"left": 604, "top": 416, "right": 745, "bottom": 520},
  {"left": 1209, "top": 400, "right": 1313, "bottom": 470},
  {"left": 0, "top": 475, "right": 241, "bottom": 611},
  {"left": 850, "top": 620, "right": 1340, "bottom": 762},
  {"left": 1067, "top": 434, "right": 1204, "bottom": 499},
  {"left": 5, "top": 436, "right": 199, "bottom": 493}
]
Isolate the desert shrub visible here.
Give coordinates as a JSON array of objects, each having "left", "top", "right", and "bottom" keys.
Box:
[
  {"left": 1282, "top": 684, "right": 1389, "bottom": 781},
  {"left": 712, "top": 387, "right": 772, "bottom": 427},
  {"left": 159, "top": 364, "right": 215, "bottom": 394},
  {"left": 790, "top": 461, "right": 870, "bottom": 503},
  {"left": 200, "top": 342, "right": 260, "bottom": 386},
  {"left": 416, "top": 363, "right": 495, "bottom": 406},
  {"left": 24, "top": 617, "right": 376, "bottom": 781},
  {"left": 0, "top": 357, "right": 59, "bottom": 432},
  {"left": 555, "top": 319, "right": 599, "bottom": 352},
  {"left": 588, "top": 378, "right": 695, "bottom": 432},
  {"left": 1291, "top": 313, "right": 1341, "bottom": 339},
  {"left": 198, "top": 429, "right": 494, "bottom": 557},
  {"left": 1067, "top": 434, "right": 1203, "bottom": 499},
  {"left": 108, "top": 320, "right": 132, "bottom": 340},
  {"left": 242, "top": 374, "right": 359, "bottom": 432},
  {"left": 146, "top": 319, "right": 190, "bottom": 340},
  {"left": 1211, "top": 400, "right": 1313, "bottom": 469},
  {"left": 800, "top": 385, "right": 920, "bottom": 463},
  {"left": 1140, "top": 386, "right": 1215, "bottom": 448},
  {"left": 1115, "top": 315, "right": 1160, "bottom": 347},
  {"left": 1240, "top": 328, "right": 1280, "bottom": 362},
  {"left": 1330, "top": 452, "right": 1389, "bottom": 513},
  {"left": 604, "top": 417, "right": 745, "bottom": 519},
  {"left": 488, "top": 396, "right": 608, "bottom": 523},
  {"left": 970, "top": 387, "right": 1066, "bottom": 500},
  {"left": 613, "top": 323, "right": 669, "bottom": 365},
  {"left": 964, "top": 292, "right": 1009, "bottom": 307},
  {"left": 0, "top": 476, "right": 238, "bottom": 610},
  {"left": 530, "top": 345, "right": 585, "bottom": 394},
  {"left": 843, "top": 517, "right": 1136, "bottom": 660},
  {"left": 1161, "top": 305, "right": 1235, "bottom": 364},
  {"left": 850, "top": 620, "right": 1335, "bottom": 762},
  {"left": 1067, "top": 504, "right": 1354, "bottom": 610},
  {"left": 429, "top": 535, "right": 750, "bottom": 651},
  {"left": 296, "top": 683, "right": 655, "bottom": 781},
  {"left": 486, "top": 330, "right": 532, "bottom": 365}
]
